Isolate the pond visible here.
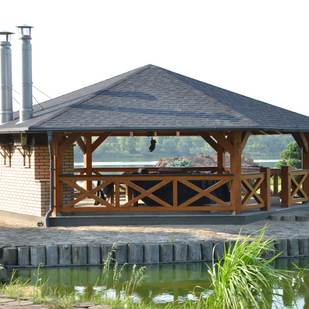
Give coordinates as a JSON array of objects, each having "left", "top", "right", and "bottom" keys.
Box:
[{"left": 5, "top": 257, "right": 309, "bottom": 308}]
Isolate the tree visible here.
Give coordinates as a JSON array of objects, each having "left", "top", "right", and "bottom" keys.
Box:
[{"left": 275, "top": 141, "right": 302, "bottom": 169}]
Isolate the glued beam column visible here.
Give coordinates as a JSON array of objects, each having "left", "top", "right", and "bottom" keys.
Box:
[
  {"left": 302, "top": 133, "right": 309, "bottom": 200},
  {"left": 84, "top": 133, "right": 93, "bottom": 191},
  {"left": 53, "top": 133, "right": 63, "bottom": 216},
  {"left": 217, "top": 144, "right": 225, "bottom": 174},
  {"left": 230, "top": 131, "right": 242, "bottom": 215}
]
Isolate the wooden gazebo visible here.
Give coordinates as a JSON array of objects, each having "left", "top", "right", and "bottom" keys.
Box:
[{"left": 0, "top": 64, "right": 309, "bottom": 226}]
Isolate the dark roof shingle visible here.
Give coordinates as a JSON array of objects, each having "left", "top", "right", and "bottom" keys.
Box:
[{"left": 1, "top": 64, "right": 309, "bottom": 133}]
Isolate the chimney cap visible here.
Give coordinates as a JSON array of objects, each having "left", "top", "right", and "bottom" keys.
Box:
[
  {"left": 16, "top": 24, "right": 33, "bottom": 29},
  {"left": 0, "top": 29, "right": 14, "bottom": 42},
  {"left": 16, "top": 24, "right": 33, "bottom": 39}
]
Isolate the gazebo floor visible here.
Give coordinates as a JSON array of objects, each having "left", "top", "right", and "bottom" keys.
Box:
[{"left": 50, "top": 198, "right": 309, "bottom": 227}]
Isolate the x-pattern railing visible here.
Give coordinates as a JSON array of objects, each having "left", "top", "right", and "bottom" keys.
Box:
[
  {"left": 291, "top": 170, "right": 309, "bottom": 203},
  {"left": 241, "top": 172, "right": 267, "bottom": 210},
  {"left": 59, "top": 173, "right": 234, "bottom": 212}
]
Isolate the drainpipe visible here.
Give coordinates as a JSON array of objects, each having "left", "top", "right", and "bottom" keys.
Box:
[
  {"left": 0, "top": 30, "right": 14, "bottom": 124},
  {"left": 17, "top": 24, "right": 33, "bottom": 122},
  {"left": 45, "top": 131, "right": 54, "bottom": 227}
]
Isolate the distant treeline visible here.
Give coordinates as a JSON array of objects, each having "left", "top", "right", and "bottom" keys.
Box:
[{"left": 74, "top": 134, "right": 294, "bottom": 162}]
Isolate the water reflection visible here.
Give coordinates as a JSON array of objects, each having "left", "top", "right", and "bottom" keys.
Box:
[{"left": 7, "top": 258, "right": 309, "bottom": 308}]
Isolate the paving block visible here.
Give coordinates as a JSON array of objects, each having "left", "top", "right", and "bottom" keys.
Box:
[
  {"left": 144, "top": 243, "right": 159, "bottom": 264},
  {"left": 201, "top": 241, "right": 213, "bottom": 261},
  {"left": 128, "top": 243, "right": 144, "bottom": 264},
  {"left": 72, "top": 244, "right": 87, "bottom": 265},
  {"left": 88, "top": 245, "right": 101, "bottom": 264},
  {"left": 114, "top": 243, "right": 127, "bottom": 264},
  {"left": 3, "top": 247, "right": 17, "bottom": 265},
  {"left": 159, "top": 243, "right": 173, "bottom": 262},
  {"left": 173, "top": 243, "right": 187, "bottom": 262},
  {"left": 46, "top": 245, "right": 58, "bottom": 265},
  {"left": 187, "top": 242, "right": 201, "bottom": 261},
  {"left": 287, "top": 238, "right": 299, "bottom": 257},
  {"left": 58, "top": 244, "right": 72, "bottom": 265},
  {"left": 18, "top": 247, "right": 30, "bottom": 266},
  {"left": 30, "top": 246, "right": 46, "bottom": 266}
]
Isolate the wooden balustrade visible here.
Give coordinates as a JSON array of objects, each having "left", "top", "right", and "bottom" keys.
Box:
[
  {"left": 62, "top": 165, "right": 309, "bottom": 214},
  {"left": 281, "top": 166, "right": 309, "bottom": 207},
  {"left": 240, "top": 167, "right": 270, "bottom": 211},
  {"left": 59, "top": 173, "right": 234, "bottom": 213}
]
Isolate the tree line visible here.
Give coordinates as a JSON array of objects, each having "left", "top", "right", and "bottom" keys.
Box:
[{"left": 74, "top": 134, "right": 294, "bottom": 162}]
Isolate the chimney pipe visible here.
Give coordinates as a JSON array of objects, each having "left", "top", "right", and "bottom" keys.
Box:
[
  {"left": 0, "top": 30, "right": 14, "bottom": 124},
  {"left": 17, "top": 24, "right": 33, "bottom": 122}
]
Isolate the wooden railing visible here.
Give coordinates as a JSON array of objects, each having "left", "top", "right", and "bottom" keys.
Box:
[
  {"left": 58, "top": 172, "right": 234, "bottom": 213},
  {"left": 281, "top": 166, "right": 309, "bottom": 207},
  {"left": 240, "top": 167, "right": 270, "bottom": 211},
  {"left": 60, "top": 165, "right": 309, "bottom": 214}
]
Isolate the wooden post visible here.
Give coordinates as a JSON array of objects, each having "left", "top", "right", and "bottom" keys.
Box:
[
  {"left": 260, "top": 167, "right": 271, "bottom": 211},
  {"left": 84, "top": 133, "right": 93, "bottom": 191},
  {"left": 217, "top": 144, "right": 225, "bottom": 174},
  {"left": 53, "top": 133, "right": 63, "bottom": 216},
  {"left": 281, "top": 165, "right": 291, "bottom": 207},
  {"left": 302, "top": 133, "right": 309, "bottom": 201},
  {"left": 229, "top": 131, "right": 242, "bottom": 214}
]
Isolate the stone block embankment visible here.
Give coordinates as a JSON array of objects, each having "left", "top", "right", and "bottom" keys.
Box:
[{"left": 1, "top": 237, "right": 309, "bottom": 270}]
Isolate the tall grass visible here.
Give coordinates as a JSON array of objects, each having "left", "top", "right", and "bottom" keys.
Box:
[{"left": 204, "top": 226, "right": 295, "bottom": 309}]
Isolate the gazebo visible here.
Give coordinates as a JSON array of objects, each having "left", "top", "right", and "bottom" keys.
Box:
[{"left": 0, "top": 64, "right": 309, "bottom": 226}]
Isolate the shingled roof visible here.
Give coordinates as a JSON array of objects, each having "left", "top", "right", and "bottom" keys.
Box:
[{"left": 1, "top": 64, "right": 309, "bottom": 133}]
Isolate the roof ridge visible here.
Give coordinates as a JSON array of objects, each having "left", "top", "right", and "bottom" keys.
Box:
[{"left": 32, "top": 64, "right": 152, "bottom": 129}]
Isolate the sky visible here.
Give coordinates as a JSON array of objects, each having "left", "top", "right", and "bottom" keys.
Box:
[{"left": 1, "top": 0, "right": 309, "bottom": 116}]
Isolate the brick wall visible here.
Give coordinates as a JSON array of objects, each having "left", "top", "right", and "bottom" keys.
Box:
[{"left": 0, "top": 145, "right": 74, "bottom": 217}]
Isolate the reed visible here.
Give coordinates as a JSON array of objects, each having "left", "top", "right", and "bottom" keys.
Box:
[{"left": 204, "top": 226, "right": 295, "bottom": 309}]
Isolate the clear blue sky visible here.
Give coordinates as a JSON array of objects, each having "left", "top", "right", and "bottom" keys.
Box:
[{"left": 2, "top": 0, "right": 309, "bottom": 116}]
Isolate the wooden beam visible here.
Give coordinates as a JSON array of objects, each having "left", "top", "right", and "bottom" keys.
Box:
[
  {"left": 292, "top": 132, "right": 309, "bottom": 154},
  {"left": 209, "top": 131, "right": 233, "bottom": 154},
  {"left": 241, "top": 131, "right": 251, "bottom": 154},
  {"left": 59, "top": 132, "right": 83, "bottom": 157},
  {"left": 198, "top": 131, "right": 218, "bottom": 151},
  {"left": 76, "top": 137, "right": 86, "bottom": 154},
  {"left": 92, "top": 132, "right": 111, "bottom": 153}
]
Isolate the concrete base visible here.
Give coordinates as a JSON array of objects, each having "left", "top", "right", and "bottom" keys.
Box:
[
  {"left": 1, "top": 203, "right": 309, "bottom": 227},
  {"left": 47, "top": 203, "right": 309, "bottom": 227}
]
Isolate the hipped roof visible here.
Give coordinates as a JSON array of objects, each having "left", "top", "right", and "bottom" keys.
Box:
[{"left": 1, "top": 64, "right": 309, "bottom": 134}]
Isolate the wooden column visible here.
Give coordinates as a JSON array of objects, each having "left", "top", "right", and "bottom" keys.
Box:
[
  {"left": 53, "top": 133, "right": 63, "bottom": 216},
  {"left": 84, "top": 133, "right": 93, "bottom": 190},
  {"left": 217, "top": 144, "right": 225, "bottom": 174},
  {"left": 260, "top": 167, "right": 271, "bottom": 211},
  {"left": 281, "top": 165, "right": 291, "bottom": 208},
  {"left": 302, "top": 133, "right": 309, "bottom": 200},
  {"left": 229, "top": 131, "right": 242, "bottom": 214}
]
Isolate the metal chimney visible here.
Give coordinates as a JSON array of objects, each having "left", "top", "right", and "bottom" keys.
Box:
[
  {"left": 0, "top": 30, "right": 14, "bottom": 124},
  {"left": 17, "top": 24, "right": 33, "bottom": 122}
]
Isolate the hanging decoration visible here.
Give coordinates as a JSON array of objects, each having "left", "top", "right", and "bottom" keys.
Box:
[{"left": 149, "top": 137, "right": 156, "bottom": 152}]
